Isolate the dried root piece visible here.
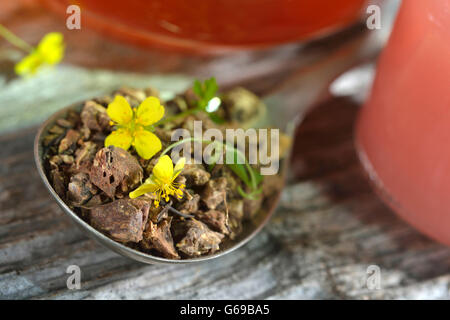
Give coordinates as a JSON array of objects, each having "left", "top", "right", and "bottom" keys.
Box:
[
  {"left": 218, "top": 166, "right": 241, "bottom": 198},
  {"left": 48, "top": 124, "right": 66, "bottom": 135},
  {"left": 148, "top": 201, "right": 170, "bottom": 223},
  {"left": 221, "top": 87, "right": 266, "bottom": 125},
  {"left": 114, "top": 87, "right": 147, "bottom": 105},
  {"left": 80, "top": 101, "right": 110, "bottom": 131},
  {"left": 141, "top": 217, "right": 179, "bottom": 259},
  {"left": 90, "top": 146, "right": 143, "bottom": 198},
  {"left": 49, "top": 154, "right": 73, "bottom": 167},
  {"left": 181, "top": 164, "right": 211, "bottom": 186},
  {"left": 201, "top": 177, "right": 227, "bottom": 210},
  {"left": 58, "top": 129, "right": 80, "bottom": 154},
  {"left": 43, "top": 131, "right": 65, "bottom": 148},
  {"left": 89, "top": 199, "right": 150, "bottom": 243},
  {"left": 244, "top": 196, "right": 263, "bottom": 220},
  {"left": 176, "top": 190, "right": 200, "bottom": 214},
  {"left": 67, "top": 172, "right": 97, "bottom": 206},
  {"left": 83, "top": 194, "right": 104, "bottom": 208},
  {"left": 176, "top": 219, "right": 224, "bottom": 257},
  {"left": 42, "top": 86, "right": 279, "bottom": 260},
  {"left": 227, "top": 199, "right": 244, "bottom": 239},
  {"left": 56, "top": 118, "right": 74, "bottom": 129},
  {"left": 262, "top": 174, "right": 284, "bottom": 197},
  {"left": 50, "top": 168, "right": 66, "bottom": 199},
  {"left": 74, "top": 141, "right": 98, "bottom": 169}
]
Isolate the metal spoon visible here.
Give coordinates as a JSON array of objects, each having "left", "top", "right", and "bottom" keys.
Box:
[{"left": 34, "top": 7, "right": 396, "bottom": 264}]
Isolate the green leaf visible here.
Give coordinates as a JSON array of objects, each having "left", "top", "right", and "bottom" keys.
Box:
[
  {"left": 237, "top": 186, "right": 263, "bottom": 200},
  {"left": 207, "top": 146, "right": 220, "bottom": 172},
  {"left": 193, "top": 80, "right": 202, "bottom": 97},
  {"left": 237, "top": 185, "right": 253, "bottom": 199},
  {"left": 192, "top": 77, "right": 218, "bottom": 111},
  {"left": 208, "top": 162, "right": 216, "bottom": 172},
  {"left": 204, "top": 78, "right": 218, "bottom": 99},
  {"left": 225, "top": 148, "right": 250, "bottom": 187},
  {"left": 251, "top": 167, "right": 263, "bottom": 185},
  {"left": 228, "top": 163, "right": 250, "bottom": 187}
]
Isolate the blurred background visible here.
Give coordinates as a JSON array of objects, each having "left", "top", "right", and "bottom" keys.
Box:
[{"left": 0, "top": 0, "right": 397, "bottom": 134}]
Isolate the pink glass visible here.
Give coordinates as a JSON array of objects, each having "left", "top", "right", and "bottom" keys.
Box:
[{"left": 356, "top": 0, "right": 450, "bottom": 245}]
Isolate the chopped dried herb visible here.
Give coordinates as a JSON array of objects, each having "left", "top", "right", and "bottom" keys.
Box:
[{"left": 89, "top": 198, "right": 150, "bottom": 243}]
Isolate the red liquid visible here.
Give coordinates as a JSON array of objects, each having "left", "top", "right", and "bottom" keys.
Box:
[
  {"left": 357, "top": 0, "right": 450, "bottom": 244},
  {"left": 45, "top": 0, "right": 365, "bottom": 52}
]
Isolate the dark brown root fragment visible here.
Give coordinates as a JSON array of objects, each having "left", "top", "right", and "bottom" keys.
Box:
[
  {"left": 67, "top": 172, "right": 98, "bottom": 206},
  {"left": 148, "top": 201, "right": 171, "bottom": 223},
  {"left": 50, "top": 168, "right": 67, "bottom": 199},
  {"left": 243, "top": 196, "right": 263, "bottom": 220},
  {"left": 58, "top": 129, "right": 80, "bottom": 154},
  {"left": 181, "top": 164, "right": 211, "bottom": 186},
  {"left": 140, "top": 217, "right": 180, "bottom": 259},
  {"left": 176, "top": 219, "right": 224, "bottom": 257},
  {"left": 176, "top": 190, "right": 200, "bottom": 214},
  {"left": 227, "top": 199, "right": 244, "bottom": 239},
  {"left": 55, "top": 118, "right": 74, "bottom": 129},
  {"left": 201, "top": 177, "right": 227, "bottom": 210},
  {"left": 80, "top": 101, "right": 110, "bottom": 132},
  {"left": 89, "top": 146, "right": 143, "bottom": 198},
  {"left": 194, "top": 209, "right": 229, "bottom": 235},
  {"left": 42, "top": 86, "right": 279, "bottom": 260}
]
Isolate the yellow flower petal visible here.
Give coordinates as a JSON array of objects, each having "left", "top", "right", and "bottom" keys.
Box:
[
  {"left": 15, "top": 52, "right": 43, "bottom": 76},
  {"left": 134, "top": 130, "right": 162, "bottom": 160},
  {"left": 37, "top": 32, "right": 65, "bottom": 65},
  {"left": 173, "top": 157, "right": 186, "bottom": 178},
  {"left": 104, "top": 129, "right": 133, "bottom": 151},
  {"left": 152, "top": 155, "right": 174, "bottom": 184},
  {"left": 107, "top": 95, "right": 133, "bottom": 125},
  {"left": 136, "top": 96, "right": 164, "bottom": 126},
  {"left": 129, "top": 178, "right": 159, "bottom": 198}
]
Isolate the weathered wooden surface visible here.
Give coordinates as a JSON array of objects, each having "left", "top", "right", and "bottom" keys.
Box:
[{"left": 2, "top": 97, "right": 450, "bottom": 299}]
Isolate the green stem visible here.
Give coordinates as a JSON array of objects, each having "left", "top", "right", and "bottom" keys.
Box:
[
  {"left": 246, "top": 162, "right": 257, "bottom": 189},
  {"left": 160, "top": 137, "right": 210, "bottom": 157},
  {"left": 222, "top": 141, "right": 257, "bottom": 189},
  {"left": 0, "top": 24, "right": 33, "bottom": 53}
]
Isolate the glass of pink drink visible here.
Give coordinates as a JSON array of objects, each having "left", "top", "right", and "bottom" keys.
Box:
[
  {"left": 356, "top": 0, "right": 450, "bottom": 244},
  {"left": 43, "top": 0, "right": 366, "bottom": 53}
]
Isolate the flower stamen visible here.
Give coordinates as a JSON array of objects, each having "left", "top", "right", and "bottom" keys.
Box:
[{"left": 129, "top": 156, "right": 186, "bottom": 207}]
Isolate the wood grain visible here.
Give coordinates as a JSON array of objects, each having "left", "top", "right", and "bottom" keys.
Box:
[
  {"left": 1, "top": 1, "right": 449, "bottom": 300},
  {"left": 1, "top": 98, "right": 450, "bottom": 299}
]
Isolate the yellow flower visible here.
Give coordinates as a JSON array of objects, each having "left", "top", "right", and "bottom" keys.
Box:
[
  {"left": 129, "top": 155, "right": 186, "bottom": 207},
  {"left": 105, "top": 95, "right": 165, "bottom": 159},
  {"left": 15, "top": 32, "right": 65, "bottom": 77}
]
